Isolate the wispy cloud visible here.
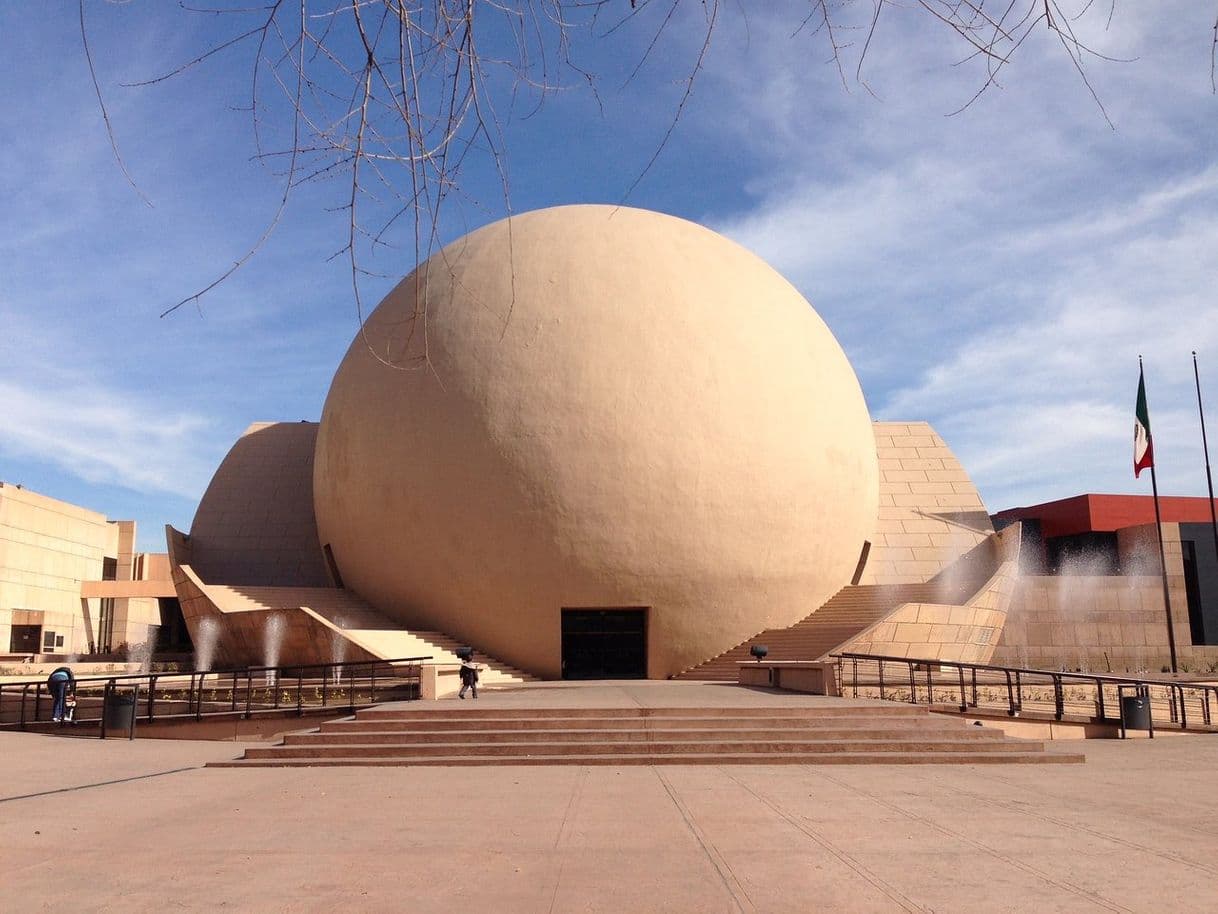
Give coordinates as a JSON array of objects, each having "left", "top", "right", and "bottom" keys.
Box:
[{"left": 704, "top": 2, "right": 1218, "bottom": 510}]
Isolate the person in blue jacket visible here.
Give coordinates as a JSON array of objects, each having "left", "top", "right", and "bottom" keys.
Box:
[{"left": 47, "top": 666, "right": 75, "bottom": 723}]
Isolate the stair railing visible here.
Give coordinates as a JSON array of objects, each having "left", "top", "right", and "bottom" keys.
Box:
[
  {"left": 833, "top": 651, "right": 1218, "bottom": 735},
  {"left": 0, "top": 654, "right": 431, "bottom": 736}
]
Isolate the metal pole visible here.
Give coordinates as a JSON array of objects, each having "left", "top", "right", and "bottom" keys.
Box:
[
  {"left": 1149, "top": 462, "right": 1179, "bottom": 673},
  {"left": 1192, "top": 352, "right": 1218, "bottom": 587},
  {"left": 1142, "top": 358, "right": 1178, "bottom": 672},
  {"left": 129, "top": 683, "right": 139, "bottom": 741}
]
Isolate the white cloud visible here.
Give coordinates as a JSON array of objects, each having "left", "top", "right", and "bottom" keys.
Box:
[
  {"left": 703, "top": 3, "right": 1218, "bottom": 512},
  {"left": 0, "top": 377, "right": 215, "bottom": 499}
]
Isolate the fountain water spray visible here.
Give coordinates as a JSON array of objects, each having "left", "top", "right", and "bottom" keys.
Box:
[
  {"left": 330, "top": 618, "right": 347, "bottom": 686},
  {"left": 195, "top": 618, "right": 218, "bottom": 672},
  {"left": 264, "top": 614, "right": 286, "bottom": 686},
  {"left": 130, "top": 627, "right": 154, "bottom": 674}
]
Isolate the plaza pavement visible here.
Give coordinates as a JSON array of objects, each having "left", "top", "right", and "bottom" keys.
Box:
[{"left": 2, "top": 681, "right": 1217, "bottom": 913}]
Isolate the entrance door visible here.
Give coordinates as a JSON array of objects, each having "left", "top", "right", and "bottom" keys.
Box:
[{"left": 561, "top": 608, "right": 647, "bottom": 679}]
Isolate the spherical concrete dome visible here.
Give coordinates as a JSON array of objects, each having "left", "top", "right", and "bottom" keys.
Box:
[{"left": 314, "top": 205, "right": 878, "bottom": 678}]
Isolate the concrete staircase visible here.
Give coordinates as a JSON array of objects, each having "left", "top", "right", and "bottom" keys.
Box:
[
  {"left": 211, "top": 705, "right": 1083, "bottom": 767},
  {"left": 204, "top": 584, "right": 536, "bottom": 688},
  {"left": 675, "top": 582, "right": 976, "bottom": 681}
]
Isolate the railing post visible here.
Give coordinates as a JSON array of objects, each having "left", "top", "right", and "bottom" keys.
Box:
[
  {"left": 129, "top": 683, "right": 140, "bottom": 741},
  {"left": 297, "top": 667, "right": 305, "bottom": 716},
  {"left": 100, "top": 680, "right": 110, "bottom": 739},
  {"left": 370, "top": 663, "right": 377, "bottom": 705},
  {"left": 957, "top": 665, "right": 967, "bottom": 712},
  {"left": 908, "top": 662, "right": 917, "bottom": 705},
  {"left": 1177, "top": 685, "right": 1188, "bottom": 729},
  {"left": 20, "top": 684, "right": 29, "bottom": 730},
  {"left": 851, "top": 657, "right": 858, "bottom": 698},
  {"left": 878, "top": 661, "right": 886, "bottom": 701},
  {"left": 34, "top": 683, "right": 42, "bottom": 723},
  {"left": 148, "top": 675, "right": 157, "bottom": 724},
  {"left": 1052, "top": 674, "right": 1064, "bottom": 721},
  {"left": 926, "top": 664, "right": 934, "bottom": 706},
  {"left": 196, "top": 672, "right": 205, "bottom": 722},
  {"left": 1094, "top": 678, "right": 1105, "bottom": 720},
  {"left": 231, "top": 671, "right": 239, "bottom": 712},
  {"left": 1144, "top": 685, "right": 1156, "bottom": 739},
  {"left": 1015, "top": 671, "right": 1023, "bottom": 714},
  {"left": 970, "top": 667, "right": 978, "bottom": 708},
  {"left": 1004, "top": 670, "right": 1016, "bottom": 717},
  {"left": 244, "top": 670, "right": 253, "bottom": 719}
]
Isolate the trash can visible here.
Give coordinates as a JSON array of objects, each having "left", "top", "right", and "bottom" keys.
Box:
[
  {"left": 103, "top": 691, "right": 137, "bottom": 733},
  {"left": 1121, "top": 694, "right": 1150, "bottom": 731}
]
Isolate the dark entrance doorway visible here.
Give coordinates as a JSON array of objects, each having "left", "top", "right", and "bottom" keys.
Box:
[{"left": 561, "top": 608, "right": 647, "bottom": 679}]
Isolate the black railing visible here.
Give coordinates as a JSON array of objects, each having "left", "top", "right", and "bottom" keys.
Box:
[
  {"left": 0, "top": 655, "right": 430, "bottom": 735},
  {"left": 833, "top": 652, "right": 1218, "bottom": 734}
]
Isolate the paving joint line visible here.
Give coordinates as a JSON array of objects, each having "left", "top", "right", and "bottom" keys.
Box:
[
  {"left": 723, "top": 769, "right": 927, "bottom": 914},
  {"left": 545, "top": 768, "right": 588, "bottom": 914},
  {"left": 654, "top": 768, "right": 754, "bottom": 913},
  {"left": 0, "top": 766, "right": 201, "bottom": 804},
  {"left": 818, "top": 770, "right": 1133, "bottom": 913}
]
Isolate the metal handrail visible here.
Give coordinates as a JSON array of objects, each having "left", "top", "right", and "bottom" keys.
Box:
[
  {"left": 832, "top": 651, "right": 1218, "bottom": 733},
  {"left": 0, "top": 654, "right": 431, "bottom": 735}
]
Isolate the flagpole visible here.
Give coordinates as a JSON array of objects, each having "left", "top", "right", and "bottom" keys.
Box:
[
  {"left": 1141, "top": 357, "right": 1178, "bottom": 674},
  {"left": 1192, "top": 351, "right": 1218, "bottom": 568}
]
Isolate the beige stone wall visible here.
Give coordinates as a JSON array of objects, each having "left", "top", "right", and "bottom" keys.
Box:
[
  {"left": 841, "top": 526, "right": 1019, "bottom": 663},
  {"left": 863, "top": 422, "right": 993, "bottom": 586},
  {"left": 0, "top": 483, "right": 119, "bottom": 655},
  {"left": 993, "top": 523, "right": 1218, "bottom": 673}
]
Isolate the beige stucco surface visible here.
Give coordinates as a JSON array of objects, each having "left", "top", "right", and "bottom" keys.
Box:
[
  {"left": 315, "top": 205, "right": 879, "bottom": 678},
  {"left": 189, "top": 422, "right": 331, "bottom": 587}
]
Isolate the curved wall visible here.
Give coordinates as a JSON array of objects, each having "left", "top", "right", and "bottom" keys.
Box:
[{"left": 189, "top": 422, "right": 330, "bottom": 587}]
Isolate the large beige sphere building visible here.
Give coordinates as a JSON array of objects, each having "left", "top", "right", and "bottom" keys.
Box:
[{"left": 313, "top": 205, "right": 879, "bottom": 679}]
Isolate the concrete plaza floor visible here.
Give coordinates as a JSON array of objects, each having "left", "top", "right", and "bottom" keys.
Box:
[{"left": 2, "top": 682, "right": 1217, "bottom": 913}]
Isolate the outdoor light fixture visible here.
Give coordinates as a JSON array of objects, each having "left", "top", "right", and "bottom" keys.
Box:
[{"left": 749, "top": 644, "right": 768, "bottom": 661}]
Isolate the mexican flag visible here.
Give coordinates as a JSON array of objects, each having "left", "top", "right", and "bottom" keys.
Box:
[{"left": 1134, "top": 369, "right": 1154, "bottom": 478}]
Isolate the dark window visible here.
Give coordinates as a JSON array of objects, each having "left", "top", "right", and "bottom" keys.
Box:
[{"left": 323, "top": 544, "right": 345, "bottom": 589}]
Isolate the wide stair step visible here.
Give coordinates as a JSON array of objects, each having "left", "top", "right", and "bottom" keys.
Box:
[{"left": 210, "top": 705, "right": 1083, "bottom": 767}]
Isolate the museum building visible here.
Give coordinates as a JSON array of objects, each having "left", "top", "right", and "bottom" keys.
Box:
[{"left": 5, "top": 206, "right": 1217, "bottom": 678}]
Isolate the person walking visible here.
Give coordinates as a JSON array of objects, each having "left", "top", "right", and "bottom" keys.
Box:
[
  {"left": 47, "top": 666, "right": 75, "bottom": 723},
  {"left": 458, "top": 656, "right": 480, "bottom": 699}
]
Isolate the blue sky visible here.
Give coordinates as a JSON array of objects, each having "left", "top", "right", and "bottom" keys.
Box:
[{"left": 2, "top": 2, "right": 1217, "bottom": 553}]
